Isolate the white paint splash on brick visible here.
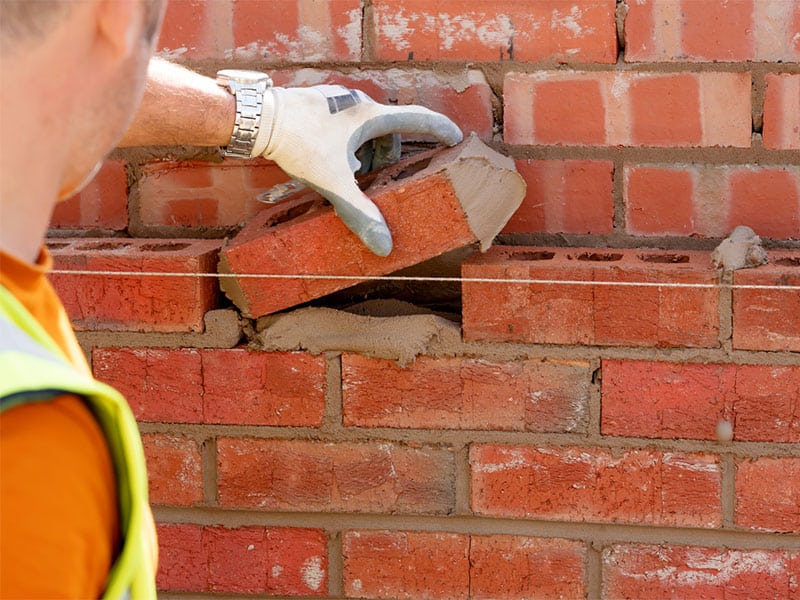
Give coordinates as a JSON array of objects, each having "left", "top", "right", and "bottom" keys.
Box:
[
  {"left": 301, "top": 556, "right": 325, "bottom": 591},
  {"left": 337, "top": 8, "right": 362, "bottom": 59},
  {"left": 378, "top": 11, "right": 413, "bottom": 51},
  {"left": 615, "top": 548, "right": 787, "bottom": 587},
  {"left": 473, "top": 448, "right": 531, "bottom": 473},
  {"left": 551, "top": 6, "right": 588, "bottom": 37},
  {"left": 662, "top": 454, "right": 719, "bottom": 474}
]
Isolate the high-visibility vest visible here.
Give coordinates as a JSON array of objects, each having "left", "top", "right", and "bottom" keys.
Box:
[{"left": 0, "top": 284, "right": 157, "bottom": 600}]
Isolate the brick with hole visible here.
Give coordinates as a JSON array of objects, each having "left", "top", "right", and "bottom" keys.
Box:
[
  {"left": 470, "top": 445, "right": 721, "bottom": 527},
  {"left": 219, "top": 136, "right": 525, "bottom": 317},
  {"left": 462, "top": 246, "right": 719, "bottom": 347},
  {"left": 733, "top": 250, "right": 800, "bottom": 352},
  {"left": 603, "top": 544, "right": 800, "bottom": 598},
  {"left": 48, "top": 238, "right": 221, "bottom": 332},
  {"left": 342, "top": 354, "right": 591, "bottom": 433}
]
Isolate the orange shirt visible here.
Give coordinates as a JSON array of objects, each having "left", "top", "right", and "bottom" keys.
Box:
[{"left": 0, "top": 248, "right": 119, "bottom": 599}]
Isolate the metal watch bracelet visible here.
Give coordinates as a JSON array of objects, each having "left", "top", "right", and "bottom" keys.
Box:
[{"left": 216, "top": 70, "right": 272, "bottom": 158}]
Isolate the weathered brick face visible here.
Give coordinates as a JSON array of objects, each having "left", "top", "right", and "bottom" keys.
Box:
[{"left": 48, "top": 0, "right": 800, "bottom": 597}]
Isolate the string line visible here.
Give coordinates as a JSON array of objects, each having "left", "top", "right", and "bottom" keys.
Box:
[{"left": 48, "top": 269, "right": 800, "bottom": 291}]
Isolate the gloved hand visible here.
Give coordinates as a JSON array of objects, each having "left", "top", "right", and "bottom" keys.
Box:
[{"left": 251, "top": 85, "right": 463, "bottom": 256}]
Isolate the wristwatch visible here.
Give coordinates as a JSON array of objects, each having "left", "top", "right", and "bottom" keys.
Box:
[{"left": 216, "top": 69, "right": 273, "bottom": 158}]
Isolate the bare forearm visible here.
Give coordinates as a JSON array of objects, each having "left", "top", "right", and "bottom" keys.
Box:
[{"left": 118, "top": 58, "right": 234, "bottom": 147}]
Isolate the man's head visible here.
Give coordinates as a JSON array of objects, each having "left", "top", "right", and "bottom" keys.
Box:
[
  {"left": 1, "top": 0, "right": 164, "bottom": 52},
  {"left": 0, "top": 0, "right": 165, "bottom": 201}
]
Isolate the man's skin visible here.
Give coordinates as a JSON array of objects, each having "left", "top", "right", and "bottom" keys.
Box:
[{"left": 0, "top": 0, "right": 235, "bottom": 264}]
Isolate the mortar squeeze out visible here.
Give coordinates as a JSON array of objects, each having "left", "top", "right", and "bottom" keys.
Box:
[
  {"left": 711, "top": 225, "right": 768, "bottom": 274},
  {"left": 253, "top": 304, "right": 461, "bottom": 367}
]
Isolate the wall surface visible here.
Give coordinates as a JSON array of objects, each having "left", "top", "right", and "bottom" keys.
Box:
[{"left": 49, "top": 0, "right": 799, "bottom": 598}]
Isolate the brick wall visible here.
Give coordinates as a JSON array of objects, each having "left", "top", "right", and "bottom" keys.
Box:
[{"left": 49, "top": 1, "right": 799, "bottom": 598}]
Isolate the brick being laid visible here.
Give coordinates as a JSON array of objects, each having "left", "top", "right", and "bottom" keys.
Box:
[
  {"left": 462, "top": 246, "right": 720, "bottom": 348},
  {"left": 219, "top": 135, "right": 525, "bottom": 318},
  {"left": 48, "top": 237, "right": 221, "bottom": 332}
]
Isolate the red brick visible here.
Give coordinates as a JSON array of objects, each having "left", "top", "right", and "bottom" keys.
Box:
[
  {"left": 51, "top": 160, "right": 128, "bottom": 231},
  {"left": 733, "top": 250, "right": 800, "bottom": 352},
  {"left": 504, "top": 71, "right": 750, "bottom": 147},
  {"left": 202, "top": 349, "right": 326, "bottom": 426},
  {"left": 342, "top": 354, "right": 591, "bottom": 433},
  {"left": 736, "top": 457, "right": 800, "bottom": 533},
  {"left": 603, "top": 544, "right": 800, "bottom": 598},
  {"left": 733, "top": 365, "right": 800, "bottom": 442},
  {"left": 343, "top": 531, "right": 470, "bottom": 600},
  {"left": 534, "top": 79, "right": 606, "bottom": 145},
  {"left": 625, "top": 166, "right": 695, "bottom": 235},
  {"left": 134, "top": 160, "right": 289, "bottom": 230},
  {"left": 680, "top": 0, "right": 753, "bottom": 61},
  {"left": 630, "top": 74, "right": 701, "bottom": 146},
  {"left": 272, "top": 68, "right": 494, "bottom": 140},
  {"left": 156, "top": 0, "right": 217, "bottom": 60},
  {"left": 217, "top": 438, "right": 455, "bottom": 514},
  {"left": 624, "top": 165, "right": 800, "bottom": 239},
  {"left": 142, "top": 434, "right": 203, "bottom": 506},
  {"left": 371, "top": 0, "right": 617, "bottom": 63},
  {"left": 265, "top": 528, "right": 329, "bottom": 596},
  {"left": 156, "top": 523, "right": 208, "bottom": 591},
  {"left": 462, "top": 247, "right": 719, "bottom": 348},
  {"left": 602, "top": 361, "right": 800, "bottom": 443},
  {"left": 231, "top": 0, "right": 362, "bottom": 62},
  {"left": 728, "top": 168, "right": 800, "bottom": 239},
  {"left": 157, "top": 0, "right": 362, "bottom": 62},
  {"left": 625, "top": 0, "right": 800, "bottom": 62},
  {"left": 205, "top": 526, "right": 269, "bottom": 593},
  {"left": 93, "top": 347, "right": 204, "bottom": 423},
  {"left": 156, "top": 524, "right": 328, "bottom": 595},
  {"left": 602, "top": 361, "right": 734, "bottom": 441},
  {"left": 48, "top": 238, "right": 220, "bottom": 332},
  {"left": 764, "top": 74, "right": 800, "bottom": 150},
  {"left": 470, "top": 536, "right": 586, "bottom": 600},
  {"left": 220, "top": 139, "right": 524, "bottom": 317},
  {"left": 92, "top": 348, "right": 326, "bottom": 426},
  {"left": 470, "top": 445, "right": 721, "bottom": 527},
  {"left": 504, "top": 160, "right": 614, "bottom": 234}
]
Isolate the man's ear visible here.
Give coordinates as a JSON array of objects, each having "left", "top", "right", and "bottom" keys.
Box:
[{"left": 94, "top": 0, "right": 143, "bottom": 60}]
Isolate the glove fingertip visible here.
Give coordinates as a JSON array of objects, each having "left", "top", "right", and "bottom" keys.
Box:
[{"left": 361, "top": 222, "right": 393, "bottom": 256}]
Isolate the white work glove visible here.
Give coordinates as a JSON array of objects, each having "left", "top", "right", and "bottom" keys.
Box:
[{"left": 251, "top": 85, "right": 463, "bottom": 256}]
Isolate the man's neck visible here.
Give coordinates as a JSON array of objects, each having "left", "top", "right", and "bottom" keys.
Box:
[{"left": 0, "top": 108, "right": 64, "bottom": 264}]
